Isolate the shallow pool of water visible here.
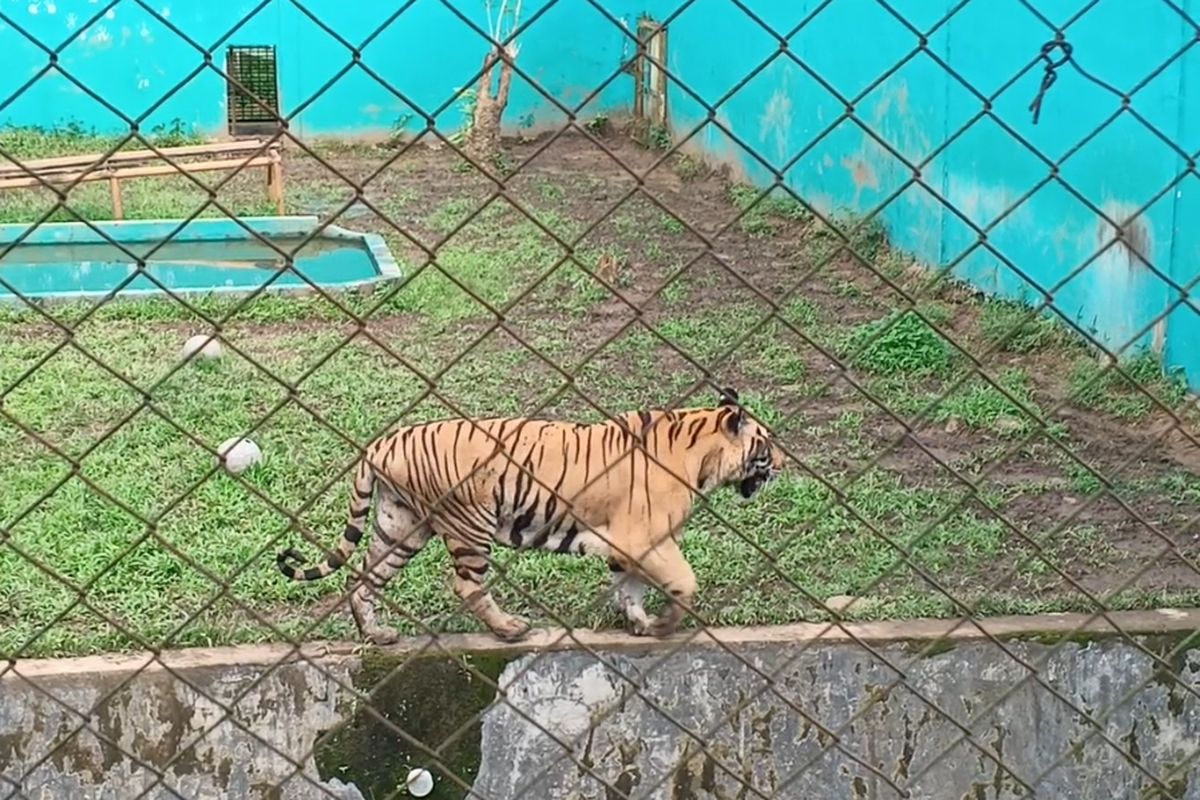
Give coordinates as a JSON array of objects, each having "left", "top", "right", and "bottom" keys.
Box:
[{"left": 0, "top": 218, "right": 398, "bottom": 301}]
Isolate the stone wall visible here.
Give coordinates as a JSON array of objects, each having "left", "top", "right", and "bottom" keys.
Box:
[{"left": 3, "top": 610, "right": 1199, "bottom": 799}]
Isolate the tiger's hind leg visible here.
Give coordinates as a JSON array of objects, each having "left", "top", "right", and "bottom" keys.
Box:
[
  {"left": 608, "top": 560, "right": 652, "bottom": 634},
  {"left": 349, "top": 492, "right": 433, "bottom": 645},
  {"left": 447, "top": 534, "right": 531, "bottom": 642}
]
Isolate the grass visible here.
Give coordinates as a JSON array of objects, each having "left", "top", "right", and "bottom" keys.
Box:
[
  {"left": 727, "top": 184, "right": 809, "bottom": 236},
  {"left": 933, "top": 368, "right": 1042, "bottom": 436},
  {"left": 842, "top": 309, "right": 954, "bottom": 377},
  {"left": 979, "top": 297, "right": 1071, "bottom": 354},
  {"left": 0, "top": 336, "right": 1053, "bottom": 656},
  {"left": 1, "top": 127, "right": 1197, "bottom": 658},
  {"left": 0, "top": 120, "right": 280, "bottom": 225},
  {"left": 1068, "top": 351, "right": 1188, "bottom": 420},
  {"left": 0, "top": 119, "right": 204, "bottom": 160}
]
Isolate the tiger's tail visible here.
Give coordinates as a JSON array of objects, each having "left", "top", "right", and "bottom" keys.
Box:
[{"left": 277, "top": 459, "right": 375, "bottom": 582}]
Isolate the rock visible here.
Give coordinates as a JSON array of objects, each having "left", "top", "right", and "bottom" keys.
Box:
[
  {"left": 993, "top": 415, "right": 1025, "bottom": 434},
  {"left": 824, "top": 595, "right": 860, "bottom": 614},
  {"left": 944, "top": 417, "right": 962, "bottom": 434}
]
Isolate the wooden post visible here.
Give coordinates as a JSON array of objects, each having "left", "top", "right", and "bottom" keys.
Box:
[
  {"left": 108, "top": 173, "right": 124, "bottom": 220},
  {"left": 266, "top": 143, "right": 284, "bottom": 215}
]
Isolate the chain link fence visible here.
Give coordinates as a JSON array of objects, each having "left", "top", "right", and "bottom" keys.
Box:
[{"left": 1, "top": 0, "right": 1200, "bottom": 797}]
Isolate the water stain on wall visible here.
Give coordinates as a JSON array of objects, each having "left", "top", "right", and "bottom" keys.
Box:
[{"left": 314, "top": 650, "right": 512, "bottom": 800}]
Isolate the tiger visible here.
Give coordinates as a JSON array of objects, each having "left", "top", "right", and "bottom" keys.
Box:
[{"left": 276, "top": 387, "right": 784, "bottom": 644}]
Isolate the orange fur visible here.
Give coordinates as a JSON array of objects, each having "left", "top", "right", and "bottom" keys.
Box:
[{"left": 277, "top": 389, "right": 784, "bottom": 643}]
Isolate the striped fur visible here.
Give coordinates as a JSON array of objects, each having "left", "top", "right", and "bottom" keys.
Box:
[{"left": 276, "top": 388, "right": 784, "bottom": 643}]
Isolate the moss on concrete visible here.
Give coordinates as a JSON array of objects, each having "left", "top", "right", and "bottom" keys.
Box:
[{"left": 314, "top": 650, "right": 514, "bottom": 799}]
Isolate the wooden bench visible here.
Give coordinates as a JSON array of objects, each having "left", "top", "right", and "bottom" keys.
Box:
[{"left": 0, "top": 139, "right": 285, "bottom": 219}]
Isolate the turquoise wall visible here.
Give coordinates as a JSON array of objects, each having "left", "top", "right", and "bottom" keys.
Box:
[
  {"left": 0, "top": 0, "right": 639, "bottom": 138},
  {"left": 3, "top": 0, "right": 1198, "bottom": 385},
  {"left": 652, "top": 0, "right": 1200, "bottom": 387}
]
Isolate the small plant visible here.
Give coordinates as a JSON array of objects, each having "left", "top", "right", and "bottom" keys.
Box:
[
  {"left": 536, "top": 180, "right": 565, "bottom": 203},
  {"left": 490, "top": 150, "right": 515, "bottom": 176},
  {"left": 148, "top": 118, "right": 203, "bottom": 147},
  {"left": 1062, "top": 457, "right": 1104, "bottom": 495},
  {"left": 850, "top": 215, "right": 887, "bottom": 262},
  {"left": 647, "top": 123, "right": 671, "bottom": 151},
  {"left": 1068, "top": 351, "right": 1187, "bottom": 420},
  {"left": 979, "top": 297, "right": 1068, "bottom": 353},
  {"left": 584, "top": 113, "right": 611, "bottom": 136},
  {"left": 388, "top": 112, "right": 415, "bottom": 145},
  {"left": 726, "top": 183, "right": 809, "bottom": 236},
  {"left": 659, "top": 213, "right": 685, "bottom": 234},
  {"left": 675, "top": 153, "right": 706, "bottom": 181},
  {"left": 660, "top": 278, "right": 690, "bottom": 307},
  {"left": 727, "top": 185, "right": 775, "bottom": 237},
  {"left": 426, "top": 197, "right": 475, "bottom": 234},
  {"left": 810, "top": 212, "right": 888, "bottom": 263},
  {"left": 845, "top": 309, "right": 952, "bottom": 376},
  {"left": 448, "top": 86, "right": 479, "bottom": 147},
  {"left": 934, "top": 368, "right": 1039, "bottom": 435}
]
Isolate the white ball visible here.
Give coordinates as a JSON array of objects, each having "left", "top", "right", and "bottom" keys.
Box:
[
  {"left": 406, "top": 768, "right": 434, "bottom": 797},
  {"left": 217, "top": 437, "right": 262, "bottom": 475},
  {"left": 181, "top": 334, "right": 223, "bottom": 361}
]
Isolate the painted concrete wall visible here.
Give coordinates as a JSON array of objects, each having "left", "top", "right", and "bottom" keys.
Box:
[
  {"left": 652, "top": 0, "right": 1200, "bottom": 386},
  {"left": 3, "top": 612, "right": 1200, "bottom": 799},
  {"left": 0, "top": 0, "right": 640, "bottom": 139}
]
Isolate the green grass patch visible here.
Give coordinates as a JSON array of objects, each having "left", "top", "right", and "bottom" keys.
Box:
[
  {"left": 0, "top": 119, "right": 203, "bottom": 160},
  {"left": 843, "top": 309, "right": 953, "bottom": 377},
  {"left": 933, "top": 368, "right": 1043, "bottom": 436},
  {"left": 803, "top": 213, "right": 888, "bottom": 265},
  {"left": 979, "top": 297, "right": 1072, "bottom": 353},
  {"left": 1068, "top": 352, "right": 1187, "bottom": 420},
  {"left": 727, "top": 184, "right": 809, "bottom": 236}
]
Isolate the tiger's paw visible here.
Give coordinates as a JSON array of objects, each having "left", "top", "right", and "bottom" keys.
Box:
[
  {"left": 492, "top": 615, "right": 532, "bottom": 642},
  {"left": 626, "top": 616, "right": 653, "bottom": 637},
  {"left": 363, "top": 627, "right": 401, "bottom": 646},
  {"left": 646, "top": 615, "right": 680, "bottom": 638}
]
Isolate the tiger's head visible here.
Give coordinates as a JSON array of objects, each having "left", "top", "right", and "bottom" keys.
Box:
[{"left": 703, "top": 387, "right": 785, "bottom": 500}]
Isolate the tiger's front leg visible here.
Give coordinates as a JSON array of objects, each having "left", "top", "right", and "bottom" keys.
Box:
[
  {"left": 608, "top": 560, "right": 653, "bottom": 635},
  {"left": 631, "top": 540, "right": 697, "bottom": 638},
  {"left": 448, "top": 535, "right": 531, "bottom": 642}
]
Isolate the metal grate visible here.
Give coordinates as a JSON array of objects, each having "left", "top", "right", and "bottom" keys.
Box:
[
  {"left": 225, "top": 45, "right": 280, "bottom": 137},
  {"left": 0, "top": 1, "right": 1199, "bottom": 797}
]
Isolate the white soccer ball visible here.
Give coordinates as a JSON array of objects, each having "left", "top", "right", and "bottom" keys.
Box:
[
  {"left": 217, "top": 437, "right": 262, "bottom": 475},
  {"left": 181, "top": 334, "right": 223, "bottom": 361},
  {"left": 406, "top": 768, "right": 434, "bottom": 797}
]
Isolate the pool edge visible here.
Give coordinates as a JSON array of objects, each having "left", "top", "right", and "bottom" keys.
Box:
[{"left": 0, "top": 215, "right": 405, "bottom": 303}]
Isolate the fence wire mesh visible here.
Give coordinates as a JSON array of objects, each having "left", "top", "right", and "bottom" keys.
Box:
[{"left": 1, "top": 0, "right": 1200, "bottom": 798}]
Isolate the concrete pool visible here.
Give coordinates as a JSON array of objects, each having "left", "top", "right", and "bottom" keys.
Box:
[{"left": 0, "top": 216, "right": 401, "bottom": 301}]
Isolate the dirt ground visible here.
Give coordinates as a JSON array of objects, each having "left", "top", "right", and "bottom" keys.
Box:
[
  {"left": 277, "top": 130, "right": 1200, "bottom": 605},
  {"left": 3, "top": 127, "right": 1200, "bottom": 655}
]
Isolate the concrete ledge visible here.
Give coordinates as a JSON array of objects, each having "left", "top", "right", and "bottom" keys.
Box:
[
  {"left": 7, "top": 607, "right": 1199, "bottom": 680},
  {"left": 5, "top": 609, "right": 1200, "bottom": 799}
]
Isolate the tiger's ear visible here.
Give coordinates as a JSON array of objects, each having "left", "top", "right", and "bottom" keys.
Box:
[{"left": 719, "top": 387, "right": 744, "bottom": 433}]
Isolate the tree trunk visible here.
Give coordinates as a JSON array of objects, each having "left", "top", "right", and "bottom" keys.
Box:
[{"left": 465, "top": 44, "right": 513, "bottom": 166}]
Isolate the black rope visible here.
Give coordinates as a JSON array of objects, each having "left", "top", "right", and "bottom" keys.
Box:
[{"left": 1029, "top": 37, "right": 1073, "bottom": 124}]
